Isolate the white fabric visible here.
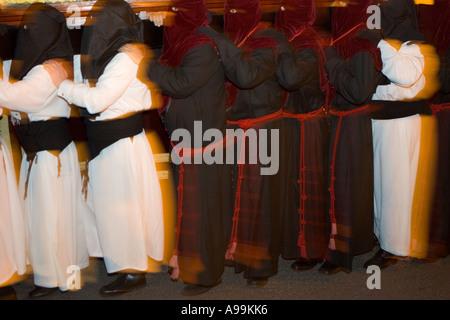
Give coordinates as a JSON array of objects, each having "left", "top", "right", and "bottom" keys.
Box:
[
  {"left": 372, "top": 115, "right": 421, "bottom": 256},
  {"left": 58, "top": 52, "right": 153, "bottom": 121},
  {"left": 58, "top": 52, "right": 164, "bottom": 273},
  {"left": 0, "top": 64, "right": 89, "bottom": 290},
  {"left": 20, "top": 143, "right": 89, "bottom": 290},
  {"left": 372, "top": 40, "right": 426, "bottom": 101},
  {"left": 0, "top": 136, "right": 27, "bottom": 285},
  {"left": 2, "top": 60, "right": 11, "bottom": 81},
  {"left": 0, "top": 65, "right": 70, "bottom": 121}
]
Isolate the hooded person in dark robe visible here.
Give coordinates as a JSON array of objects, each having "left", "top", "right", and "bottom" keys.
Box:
[
  {"left": 274, "top": 0, "right": 331, "bottom": 272},
  {"left": 364, "top": 0, "right": 440, "bottom": 268},
  {"left": 138, "top": 0, "right": 233, "bottom": 296},
  {"left": 320, "top": 0, "right": 384, "bottom": 274},
  {"left": 197, "top": 0, "right": 290, "bottom": 287},
  {"left": 0, "top": 3, "right": 89, "bottom": 298}
]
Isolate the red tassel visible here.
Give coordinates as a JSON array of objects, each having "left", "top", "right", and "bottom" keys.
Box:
[
  {"left": 169, "top": 255, "right": 179, "bottom": 280},
  {"left": 225, "top": 242, "right": 237, "bottom": 261},
  {"left": 329, "top": 237, "right": 336, "bottom": 250},
  {"left": 300, "top": 245, "right": 307, "bottom": 259}
]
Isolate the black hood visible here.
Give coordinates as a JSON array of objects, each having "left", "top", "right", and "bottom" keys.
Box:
[
  {"left": 380, "top": 0, "right": 425, "bottom": 42},
  {"left": 80, "top": 0, "right": 143, "bottom": 84},
  {"left": 10, "top": 3, "right": 73, "bottom": 81}
]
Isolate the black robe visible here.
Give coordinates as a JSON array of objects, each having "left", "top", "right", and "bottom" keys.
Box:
[
  {"left": 203, "top": 27, "right": 285, "bottom": 280},
  {"left": 277, "top": 47, "right": 329, "bottom": 262},
  {"left": 324, "top": 49, "right": 383, "bottom": 270},
  {"left": 427, "top": 47, "right": 450, "bottom": 259},
  {"left": 147, "top": 43, "right": 233, "bottom": 287}
]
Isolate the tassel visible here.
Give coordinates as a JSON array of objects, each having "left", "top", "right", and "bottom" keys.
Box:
[
  {"left": 225, "top": 242, "right": 237, "bottom": 261},
  {"left": 300, "top": 245, "right": 307, "bottom": 259},
  {"left": 329, "top": 237, "right": 336, "bottom": 250},
  {"left": 331, "top": 222, "right": 337, "bottom": 235},
  {"left": 169, "top": 255, "right": 179, "bottom": 280}
]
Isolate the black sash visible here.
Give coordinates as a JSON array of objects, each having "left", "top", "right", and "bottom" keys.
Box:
[
  {"left": 13, "top": 117, "right": 73, "bottom": 199},
  {"left": 84, "top": 112, "right": 143, "bottom": 160},
  {"left": 14, "top": 117, "right": 73, "bottom": 160}
]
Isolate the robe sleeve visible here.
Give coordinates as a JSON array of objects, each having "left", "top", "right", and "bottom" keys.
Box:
[
  {"left": 377, "top": 39, "right": 424, "bottom": 87},
  {"left": 0, "top": 65, "right": 56, "bottom": 113},
  {"left": 277, "top": 48, "right": 317, "bottom": 91},
  {"left": 439, "top": 47, "right": 450, "bottom": 94},
  {"left": 325, "top": 49, "right": 380, "bottom": 106},
  {"left": 58, "top": 52, "right": 137, "bottom": 114},
  {"left": 147, "top": 44, "right": 219, "bottom": 99},
  {"left": 208, "top": 34, "right": 276, "bottom": 88}
]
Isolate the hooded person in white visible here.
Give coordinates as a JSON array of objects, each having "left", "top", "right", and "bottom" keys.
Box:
[
  {"left": 364, "top": 0, "right": 440, "bottom": 267},
  {"left": 47, "top": 0, "right": 164, "bottom": 296},
  {"left": 0, "top": 4, "right": 89, "bottom": 298}
]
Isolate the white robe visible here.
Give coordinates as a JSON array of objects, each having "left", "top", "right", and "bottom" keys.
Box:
[
  {"left": 0, "top": 127, "right": 27, "bottom": 286},
  {"left": 0, "top": 65, "right": 89, "bottom": 290},
  {"left": 371, "top": 40, "right": 425, "bottom": 256},
  {"left": 58, "top": 52, "right": 164, "bottom": 273}
]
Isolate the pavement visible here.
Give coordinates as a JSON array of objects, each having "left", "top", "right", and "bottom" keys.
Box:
[{"left": 4, "top": 246, "right": 450, "bottom": 304}]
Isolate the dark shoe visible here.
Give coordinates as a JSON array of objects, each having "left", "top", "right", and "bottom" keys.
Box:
[
  {"left": 0, "top": 286, "right": 17, "bottom": 300},
  {"left": 247, "top": 277, "right": 268, "bottom": 287},
  {"left": 364, "top": 249, "right": 398, "bottom": 269},
  {"left": 224, "top": 259, "right": 235, "bottom": 267},
  {"left": 182, "top": 278, "right": 222, "bottom": 296},
  {"left": 28, "top": 286, "right": 58, "bottom": 299},
  {"left": 290, "top": 258, "right": 319, "bottom": 271},
  {"left": 100, "top": 273, "right": 146, "bottom": 296},
  {"left": 318, "top": 261, "right": 351, "bottom": 275}
]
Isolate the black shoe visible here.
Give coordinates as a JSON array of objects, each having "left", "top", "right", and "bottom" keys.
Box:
[
  {"left": 318, "top": 261, "right": 351, "bottom": 275},
  {"left": 247, "top": 277, "right": 268, "bottom": 287},
  {"left": 100, "top": 273, "right": 146, "bottom": 296},
  {"left": 28, "top": 286, "right": 58, "bottom": 299},
  {"left": 0, "top": 286, "right": 17, "bottom": 300},
  {"left": 182, "top": 278, "right": 222, "bottom": 296},
  {"left": 290, "top": 258, "right": 319, "bottom": 271},
  {"left": 363, "top": 249, "right": 398, "bottom": 269}
]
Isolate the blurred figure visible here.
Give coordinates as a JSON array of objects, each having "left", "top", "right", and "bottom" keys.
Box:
[
  {"left": 0, "top": 3, "right": 89, "bottom": 298},
  {"left": 364, "top": 0, "right": 440, "bottom": 268},
  {"left": 198, "top": 0, "right": 289, "bottom": 287},
  {"left": 0, "top": 108, "right": 24, "bottom": 301},
  {"left": 321, "top": 0, "right": 384, "bottom": 274},
  {"left": 418, "top": 0, "right": 450, "bottom": 261},
  {"left": 274, "top": 0, "right": 331, "bottom": 271},
  {"left": 0, "top": 27, "right": 27, "bottom": 298},
  {"left": 135, "top": 0, "right": 232, "bottom": 296},
  {"left": 48, "top": 0, "right": 164, "bottom": 296}
]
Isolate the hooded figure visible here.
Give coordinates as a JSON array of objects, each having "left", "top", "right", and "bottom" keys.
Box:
[
  {"left": 10, "top": 3, "right": 73, "bottom": 82},
  {"left": 274, "top": 0, "right": 330, "bottom": 272},
  {"left": 320, "top": 0, "right": 384, "bottom": 275},
  {"left": 0, "top": 3, "right": 89, "bottom": 298},
  {"left": 198, "top": 0, "right": 287, "bottom": 287},
  {"left": 55, "top": 0, "right": 164, "bottom": 296},
  {"left": 80, "top": 0, "right": 143, "bottom": 85},
  {"left": 0, "top": 29, "right": 26, "bottom": 296},
  {"left": 418, "top": 0, "right": 450, "bottom": 261},
  {"left": 141, "top": 0, "right": 232, "bottom": 296},
  {"left": 365, "top": 0, "right": 440, "bottom": 268}
]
